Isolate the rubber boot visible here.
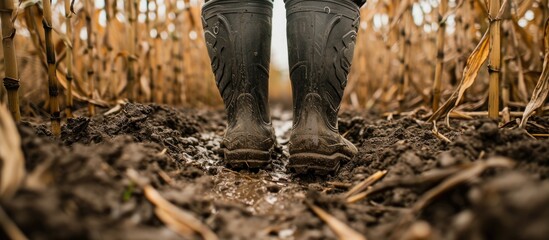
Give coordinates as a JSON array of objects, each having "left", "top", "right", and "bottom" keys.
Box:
[
  {"left": 202, "top": 0, "right": 276, "bottom": 169},
  {"left": 286, "top": 0, "right": 362, "bottom": 174}
]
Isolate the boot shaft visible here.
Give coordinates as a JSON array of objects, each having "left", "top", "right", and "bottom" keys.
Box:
[
  {"left": 202, "top": 0, "right": 273, "bottom": 124},
  {"left": 285, "top": 0, "right": 360, "bottom": 129}
]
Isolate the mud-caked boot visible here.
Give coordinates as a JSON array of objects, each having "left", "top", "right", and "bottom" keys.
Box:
[
  {"left": 202, "top": 0, "right": 276, "bottom": 169},
  {"left": 286, "top": 0, "right": 363, "bottom": 174}
]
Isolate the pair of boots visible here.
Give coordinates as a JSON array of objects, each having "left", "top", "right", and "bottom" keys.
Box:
[{"left": 202, "top": 0, "right": 363, "bottom": 174}]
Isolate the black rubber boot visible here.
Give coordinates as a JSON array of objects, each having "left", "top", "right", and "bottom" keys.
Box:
[
  {"left": 202, "top": 0, "right": 276, "bottom": 169},
  {"left": 286, "top": 0, "right": 362, "bottom": 174}
]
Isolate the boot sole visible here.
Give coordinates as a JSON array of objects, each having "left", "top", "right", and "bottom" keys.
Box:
[
  {"left": 224, "top": 149, "right": 271, "bottom": 169},
  {"left": 288, "top": 152, "right": 350, "bottom": 175}
]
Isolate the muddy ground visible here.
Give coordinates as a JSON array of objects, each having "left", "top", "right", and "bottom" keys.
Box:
[{"left": 2, "top": 103, "right": 549, "bottom": 240}]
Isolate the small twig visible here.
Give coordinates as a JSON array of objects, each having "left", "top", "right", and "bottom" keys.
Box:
[
  {"left": 127, "top": 169, "right": 218, "bottom": 240},
  {"left": 344, "top": 170, "right": 387, "bottom": 200},
  {"left": 104, "top": 101, "right": 127, "bottom": 116},
  {"left": 524, "top": 131, "right": 538, "bottom": 140},
  {"left": 452, "top": 110, "right": 530, "bottom": 117},
  {"left": 157, "top": 169, "right": 174, "bottom": 186},
  {"left": 306, "top": 201, "right": 367, "bottom": 240},
  {"left": 411, "top": 157, "right": 514, "bottom": 214},
  {"left": 0, "top": 206, "right": 28, "bottom": 240},
  {"left": 530, "top": 122, "right": 548, "bottom": 130},
  {"left": 448, "top": 111, "right": 475, "bottom": 120},
  {"left": 327, "top": 182, "right": 353, "bottom": 189},
  {"left": 401, "top": 221, "right": 433, "bottom": 240},
  {"left": 347, "top": 167, "right": 464, "bottom": 204},
  {"left": 388, "top": 158, "right": 514, "bottom": 240},
  {"left": 156, "top": 148, "right": 168, "bottom": 156},
  {"left": 431, "top": 122, "right": 452, "bottom": 143}
]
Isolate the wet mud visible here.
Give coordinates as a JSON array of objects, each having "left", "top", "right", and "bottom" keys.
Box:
[{"left": 2, "top": 103, "right": 549, "bottom": 240}]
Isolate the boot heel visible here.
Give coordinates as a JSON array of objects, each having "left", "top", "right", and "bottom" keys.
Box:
[
  {"left": 224, "top": 149, "right": 271, "bottom": 169},
  {"left": 288, "top": 152, "right": 347, "bottom": 175}
]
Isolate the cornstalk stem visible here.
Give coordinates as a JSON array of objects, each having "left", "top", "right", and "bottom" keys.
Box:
[
  {"left": 85, "top": 0, "right": 96, "bottom": 116},
  {"left": 126, "top": 0, "right": 137, "bottom": 101},
  {"left": 432, "top": 0, "right": 448, "bottom": 111},
  {"left": 0, "top": 0, "right": 21, "bottom": 121},
  {"left": 145, "top": 0, "right": 155, "bottom": 102},
  {"left": 64, "top": 0, "right": 74, "bottom": 118},
  {"left": 488, "top": 0, "right": 502, "bottom": 119},
  {"left": 154, "top": 1, "right": 163, "bottom": 103},
  {"left": 43, "top": 0, "right": 61, "bottom": 135},
  {"left": 398, "top": 12, "right": 412, "bottom": 112}
]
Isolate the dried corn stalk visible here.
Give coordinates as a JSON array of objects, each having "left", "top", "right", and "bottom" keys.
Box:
[
  {"left": 487, "top": 0, "right": 502, "bottom": 119},
  {"left": 43, "top": 0, "right": 62, "bottom": 135},
  {"left": 0, "top": 0, "right": 21, "bottom": 121},
  {"left": 64, "top": 0, "right": 74, "bottom": 118},
  {"left": 432, "top": 0, "right": 449, "bottom": 111}
]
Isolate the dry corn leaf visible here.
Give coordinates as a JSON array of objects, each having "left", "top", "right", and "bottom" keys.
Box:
[
  {"left": 306, "top": 201, "right": 367, "bottom": 240},
  {"left": 56, "top": 69, "right": 110, "bottom": 107},
  {"left": 154, "top": 208, "right": 195, "bottom": 238},
  {"left": 475, "top": 0, "right": 489, "bottom": 15},
  {"left": 520, "top": 20, "right": 549, "bottom": 128},
  {"left": 429, "top": 29, "right": 490, "bottom": 122},
  {"left": 455, "top": 29, "right": 490, "bottom": 107},
  {"left": 0, "top": 104, "right": 25, "bottom": 200},
  {"left": 18, "top": 0, "right": 40, "bottom": 10}
]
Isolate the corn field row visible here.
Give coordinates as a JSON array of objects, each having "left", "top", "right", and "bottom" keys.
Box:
[
  {"left": 348, "top": 0, "right": 549, "bottom": 124},
  {"left": 0, "top": 0, "right": 217, "bottom": 126},
  {"left": 0, "top": 0, "right": 548, "bottom": 135}
]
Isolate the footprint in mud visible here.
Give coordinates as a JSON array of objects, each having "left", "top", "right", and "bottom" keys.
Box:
[{"left": 211, "top": 109, "right": 301, "bottom": 214}]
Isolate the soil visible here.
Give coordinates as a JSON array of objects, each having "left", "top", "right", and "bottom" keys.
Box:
[{"left": 2, "top": 103, "right": 549, "bottom": 240}]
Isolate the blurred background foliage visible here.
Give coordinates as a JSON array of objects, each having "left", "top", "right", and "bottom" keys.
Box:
[{"left": 0, "top": 0, "right": 547, "bottom": 121}]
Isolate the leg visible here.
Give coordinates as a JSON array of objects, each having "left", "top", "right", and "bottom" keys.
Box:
[
  {"left": 285, "top": 0, "right": 363, "bottom": 174},
  {"left": 202, "top": 0, "right": 276, "bottom": 169}
]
